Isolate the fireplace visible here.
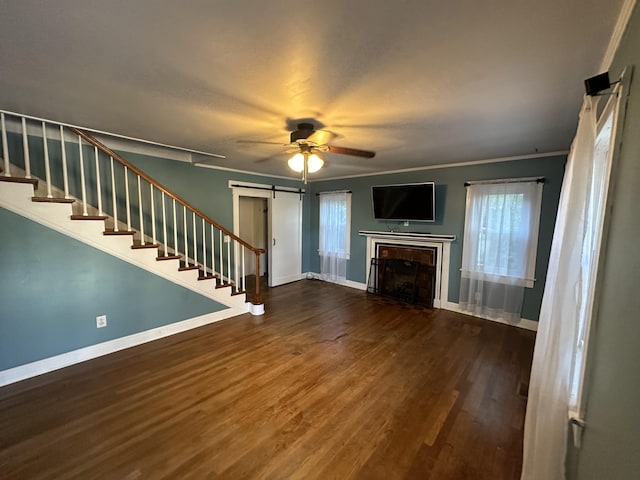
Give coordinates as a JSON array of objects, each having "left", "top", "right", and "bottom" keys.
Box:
[
  {"left": 359, "top": 231, "right": 456, "bottom": 309},
  {"left": 367, "top": 245, "right": 437, "bottom": 307}
]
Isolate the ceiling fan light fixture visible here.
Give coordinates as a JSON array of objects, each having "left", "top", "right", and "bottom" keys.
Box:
[
  {"left": 307, "top": 153, "right": 324, "bottom": 173},
  {"left": 288, "top": 153, "right": 305, "bottom": 172}
]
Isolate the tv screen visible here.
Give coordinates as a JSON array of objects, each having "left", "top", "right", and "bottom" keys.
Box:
[{"left": 372, "top": 182, "right": 435, "bottom": 222}]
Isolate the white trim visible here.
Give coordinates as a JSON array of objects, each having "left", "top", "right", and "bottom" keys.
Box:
[
  {"left": 360, "top": 231, "right": 455, "bottom": 309},
  {"left": 310, "top": 151, "right": 568, "bottom": 183},
  {"left": 444, "top": 302, "right": 539, "bottom": 332},
  {"left": 0, "top": 308, "right": 246, "bottom": 387},
  {"left": 304, "top": 273, "right": 367, "bottom": 291},
  {"left": 599, "top": 0, "right": 638, "bottom": 71}
]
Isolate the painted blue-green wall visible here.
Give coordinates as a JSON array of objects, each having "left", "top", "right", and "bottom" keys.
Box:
[
  {"left": 567, "top": 3, "right": 640, "bottom": 478},
  {"left": 0, "top": 207, "right": 227, "bottom": 370},
  {"left": 306, "top": 155, "right": 565, "bottom": 321}
]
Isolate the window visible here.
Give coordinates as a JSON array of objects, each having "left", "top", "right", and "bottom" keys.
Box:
[
  {"left": 318, "top": 191, "right": 351, "bottom": 283},
  {"left": 459, "top": 179, "right": 543, "bottom": 320}
]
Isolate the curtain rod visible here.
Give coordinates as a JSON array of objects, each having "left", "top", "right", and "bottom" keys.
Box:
[
  {"left": 464, "top": 177, "right": 545, "bottom": 187},
  {"left": 315, "top": 190, "right": 352, "bottom": 196}
]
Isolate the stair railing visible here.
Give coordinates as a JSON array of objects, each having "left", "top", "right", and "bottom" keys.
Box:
[{"left": 0, "top": 109, "right": 265, "bottom": 306}]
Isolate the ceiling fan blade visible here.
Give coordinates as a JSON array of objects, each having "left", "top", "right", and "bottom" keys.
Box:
[
  {"left": 327, "top": 145, "right": 376, "bottom": 158},
  {"left": 306, "top": 129, "right": 338, "bottom": 145},
  {"left": 236, "top": 140, "right": 288, "bottom": 146}
]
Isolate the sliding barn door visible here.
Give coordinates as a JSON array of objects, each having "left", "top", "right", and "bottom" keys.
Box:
[{"left": 269, "top": 191, "right": 302, "bottom": 287}]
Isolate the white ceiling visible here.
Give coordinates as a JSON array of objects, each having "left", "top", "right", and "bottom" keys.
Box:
[{"left": 0, "top": 0, "right": 626, "bottom": 181}]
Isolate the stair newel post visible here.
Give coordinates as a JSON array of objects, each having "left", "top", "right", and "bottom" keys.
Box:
[
  {"left": 137, "top": 175, "right": 144, "bottom": 241},
  {"left": 172, "top": 198, "right": 178, "bottom": 257},
  {"left": 94, "top": 146, "right": 102, "bottom": 214},
  {"left": 124, "top": 166, "right": 132, "bottom": 231},
  {"left": 192, "top": 211, "right": 197, "bottom": 267},
  {"left": 41, "top": 122, "right": 53, "bottom": 198},
  {"left": 150, "top": 184, "right": 156, "bottom": 245},
  {"left": 21, "top": 117, "right": 31, "bottom": 179},
  {"left": 161, "top": 192, "right": 167, "bottom": 253},
  {"left": 78, "top": 135, "right": 88, "bottom": 216},
  {"left": 201, "top": 218, "right": 206, "bottom": 275},
  {"left": 109, "top": 156, "right": 118, "bottom": 232},
  {"left": 183, "top": 205, "right": 188, "bottom": 266},
  {"left": 1, "top": 113, "right": 10, "bottom": 177},
  {"left": 60, "top": 126, "right": 70, "bottom": 198},
  {"left": 254, "top": 251, "right": 262, "bottom": 305}
]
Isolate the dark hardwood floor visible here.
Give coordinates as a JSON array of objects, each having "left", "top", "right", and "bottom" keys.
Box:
[{"left": 0, "top": 280, "right": 535, "bottom": 479}]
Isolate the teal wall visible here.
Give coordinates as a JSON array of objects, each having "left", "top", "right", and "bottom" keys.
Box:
[
  {"left": 306, "top": 155, "right": 565, "bottom": 321},
  {"left": 0, "top": 207, "right": 227, "bottom": 371},
  {"left": 567, "top": 3, "right": 640, "bottom": 479}
]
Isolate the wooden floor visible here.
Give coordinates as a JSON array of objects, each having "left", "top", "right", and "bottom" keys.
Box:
[{"left": 0, "top": 280, "right": 535, "bottom": 479}]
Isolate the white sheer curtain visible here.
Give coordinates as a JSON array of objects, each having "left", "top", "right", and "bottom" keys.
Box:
[
  {"left": 319, "top": 192, "right": 351, "bottom": 283},
  {"left": 459, "top": 180, "right": 543, "bottom": 322},
  {"left": 521, "top": 96, "right": 603, "bottom": 479}
]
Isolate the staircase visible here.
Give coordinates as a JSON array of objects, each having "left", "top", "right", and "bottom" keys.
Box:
[{"left": 0, "top": 110, "right": 266, "bottom": 315}]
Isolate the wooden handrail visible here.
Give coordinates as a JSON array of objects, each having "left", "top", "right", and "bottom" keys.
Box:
[
  {"left": 71, "top": 127, "right": 265, "bottom": 306},
  {"left": 70, "top": 127, "right": 264, "bottom": 256}
]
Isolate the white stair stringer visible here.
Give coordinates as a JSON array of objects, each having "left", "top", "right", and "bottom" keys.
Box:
[{"left": 0, "top": 180, "right": 250, "bottom": 313}]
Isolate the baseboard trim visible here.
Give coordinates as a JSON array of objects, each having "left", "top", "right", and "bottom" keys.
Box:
[
  {"left": 0, "top": 307, "right": 246, "bottom": 387},
  {"left": 443, "top": 302, "right": 538, "bottom": 331},
  {"left": 303, "top": 272, "right": 367, "bottom": 291}
]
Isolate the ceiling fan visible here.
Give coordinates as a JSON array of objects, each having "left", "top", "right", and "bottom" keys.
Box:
[{"left": 239, "top": 122, "right": 376, "bottom": 183}]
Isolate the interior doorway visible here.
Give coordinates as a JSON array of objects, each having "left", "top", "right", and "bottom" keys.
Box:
[{"left": 238, "top": 196, "right": 268, "bottom": 277}]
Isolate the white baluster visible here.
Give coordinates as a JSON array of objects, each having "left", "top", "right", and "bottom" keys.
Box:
[
  {"left": 22, "top": 117, "right": 31, "bottom": 179},
  {"left": 172, "top": 198, "right": 178, "bottom": 257},
  {"left": 162, "top": 193, "right": 167, "bottom": 253},
  {"left": 150, "top": 185, "right": 156, "bottom": 245},
  {"left": 137, "top": 176, "right": 144, "bottom": 240},
  {"left": 94, "top": 146, "right": 102, "bottom": 215},
  {"left": 192, "top": 212, "right": 198, "bottom": 267},
  {"left": 210, "top": 224, "right": 215, "bottom": 277},
  {"left": 219, "top": 230, "right": 223, "bottom": 282},
  {"left": 60, "top": 126, "right": 70, "bottom": 198},
  {"left": 202, "top": 218, "right": 207, "bottom": 274},
  {"left": 41, "top": 122, "right": 53, "bottom": 197},
  {"left": 227, "top": 237, "right": 231, "bottom": 287},
  {"left": 110, "top": 156, "right": 118, "bottom": 232},
  {"left": 78, "top": 135, "right": 88, "bottom": 216},
  {"left": 124, "top": 166, "right": 131, "bottom": 231},
  {"left": 1, "top": 113, "right": 11, "bottom": 176},
  {"left": 183, "top": 205, "right": 188, "bottom": 266}
]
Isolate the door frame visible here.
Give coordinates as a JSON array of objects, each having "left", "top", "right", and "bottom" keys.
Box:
[{"left": 229, "top": 180, "right": 305, "bottom": 284}]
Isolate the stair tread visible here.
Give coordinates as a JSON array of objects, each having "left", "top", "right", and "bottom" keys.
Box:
[
  {"left": 131, "top": 243, "right": 160, "bottom": 249},
  {"left": 156, "top": 255, "right": 181, "bottom": 261},
  {"left": 197, "top": 274, "right": 219, "bottom": 281},
  {"left": 0, "top": 176, "right": 38, "bottom": 186},
  {"left": 71, "top": 215, "right": 109, "bottom": 220},
  {"left": 32, "top": 196, "right": 75, "bottom": 203},
  {"left": 231, "top": 290, "right": 247, "bottom": 296},
  {"left": 103, "top": 229, "right": 136, "bottom": 235},
  {"left": 178, "top": 264, "right": 200, "bottom": 271},
  {"left": 215, "top": 282, "right": 234, "bottom": 289}
]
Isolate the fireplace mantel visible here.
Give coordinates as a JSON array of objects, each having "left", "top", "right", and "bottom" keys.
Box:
[{"left": 359, "top": 230, "right": 456, "bottom": 308}]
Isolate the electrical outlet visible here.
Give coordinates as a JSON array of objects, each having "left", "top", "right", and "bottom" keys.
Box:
[{"left": 96, "top": 315, "right": 107, "bottom": 328}]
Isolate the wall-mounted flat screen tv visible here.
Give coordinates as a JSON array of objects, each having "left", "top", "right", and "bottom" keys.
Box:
[{"left": 371, "top": 182, "right": 435, "bottom": 222}]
